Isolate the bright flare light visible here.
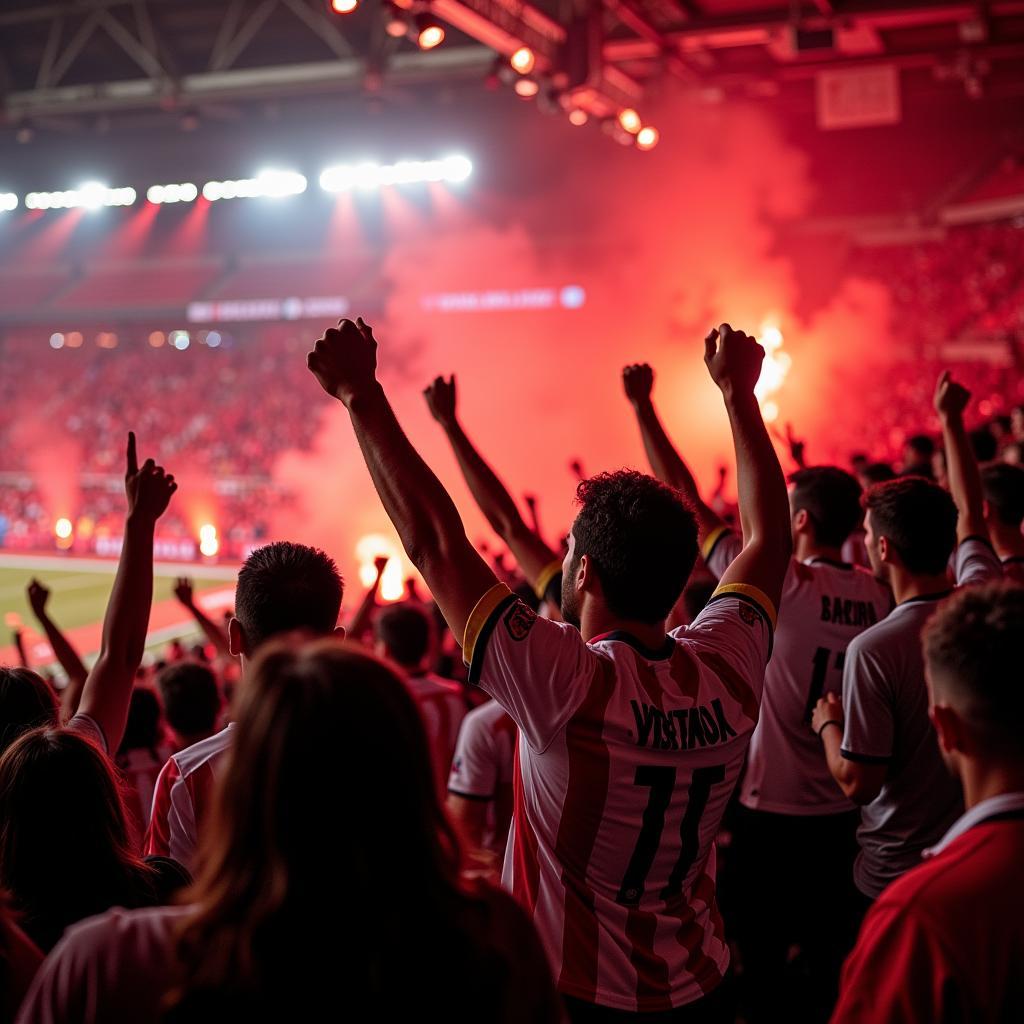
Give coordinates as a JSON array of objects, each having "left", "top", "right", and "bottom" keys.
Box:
[
  {"left": 513, "top": 77, "right": 539, "bottom": 98},
  {"left": 510, "top": 47, "right": 535, "bottom": 74},
  {"left": 355, "top": 534, "right": 406, "bottom": 602},
  {"left": 0, "top": 193, "right": 18, "bottom": 212},
  {"left": 618, "top": 108, "right": 642, "bottom": 134},
  {"left": 636, "top": 126, "right": 659, "bottom": 151},
  {"left": 331, "top": 0, "right": 359, "bottom": 11},
  {"left": 568, "top": 109, "right": 589, "bottom": 127},
  {"left": 25, "top": 184, "right": 136, "bottom": 210},
  {"left": 416, "top": 15, "right": 444, "bottom": 49},
  {"left": 202, "top": 170, "right": 307, "bottom": 202},
  {"left": 754, "top": 322, "right": 791, "bottom": 424},
  {"left": 55, "top": 518, "right": 73, "bottom": 540},
  {"left": 199, "top": 524, "right": 219, "bottom": 558},
  {"left": 319, "top": 155, "right": 472, "bottom": 192}
]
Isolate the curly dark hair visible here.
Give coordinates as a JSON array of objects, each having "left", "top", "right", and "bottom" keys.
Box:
[
  {"left": 568, "top": 470, "right": 697, "bottom": 624},
  {"left": 923, "top": 582, "right": 1024, "bottom": 757},
  {"left": 789, "top": 466, "right": 863, "bottom": 548},
  {"left": 234, "top": 542, "right": 344, "bottom": 651},
  {"left": 862, "top": 477, "right": 957, "bottom": 576},
  {"left": 981, "top": 462, "right": 1024, "bottom": 528}
]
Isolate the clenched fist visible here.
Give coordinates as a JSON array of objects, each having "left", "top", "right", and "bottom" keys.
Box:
[
  {"left": 424, "top": 375, "right": 457, "bottom": 427},
  {"left": 704, "top": 324, "right": 765, "bottom": 399},
  {"left": 307, "top": 317, "right": 378, "bottom": 406},
  {"left": 934, "top": 370, "right": 971, "bottom": 421},
  {"left": 622, "top": 363, "right": 654, "bottom": 406}
]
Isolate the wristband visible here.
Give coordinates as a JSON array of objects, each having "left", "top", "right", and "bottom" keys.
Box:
[{"left": 817, "top": 719, "right": 843, "bottom": 739}]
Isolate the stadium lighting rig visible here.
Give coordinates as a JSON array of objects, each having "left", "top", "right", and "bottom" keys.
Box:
[
  {"left": 25, "top": 183, "right": 136, "bottom": 210},
  {"left": 0, "top": 193, "right": 18, "bottom": 212},
  {"left": 319, "top": 155, "right": 473, "bottom": 190}
]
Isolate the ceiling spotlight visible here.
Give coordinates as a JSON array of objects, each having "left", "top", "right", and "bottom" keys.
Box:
[
  {"left": 330, "top": 0, "right": 359, "bottom": 12},
  {"left": 568, "top": 108, "right": 589, "bottom": 127},
  {"left": 416, "top": 13, "right": 445, "bottom": 49},
  {"left": 514, "top": 76, "right": 540, "bottom": 98},
  {"left": 510, "top": 47, "right": 535, "bottom": 75},
  {"left": 618, "top": 108, "right": 642, "bottom": 134},
  {"left": 636, "top": 126, "right": 660, "bottom": 151}
]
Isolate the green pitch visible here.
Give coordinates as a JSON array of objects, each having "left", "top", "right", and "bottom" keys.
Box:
[{"left": 0, "top": 566, "right": 227, "bottom": 633}]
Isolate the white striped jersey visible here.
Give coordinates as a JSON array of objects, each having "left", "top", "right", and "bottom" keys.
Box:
[
  {"left": 463, "top": 580, "right": 775, "bottom": 1012},
  {"left": 405, "top": 672, "right": 467, "bottom": 799},
  {"left": 447, "top": 699, "right": 517, "bottom": 856},
  {"left": 144, "top": 725, "right": 233, "bottom": 870},
  {"left": 704, "top": 528, "right": 892, "bottom": 815}
]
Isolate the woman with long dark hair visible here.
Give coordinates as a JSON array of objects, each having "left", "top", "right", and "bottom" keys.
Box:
[
  {"left": 0, "top": 728, "right": 180, "bottom": 954},
  {"left": 18, "top": 639, "right": 561, "bottom": 1023}
]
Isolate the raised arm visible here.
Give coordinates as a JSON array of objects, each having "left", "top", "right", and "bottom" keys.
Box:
[
  {"left": 347, "top": 555, "right": 388, "bottom": 640},
  {"left": 308, "top": 321, "right": 497, "bottom": 645},
  {"left": 704, "top": 325, "right": 792, "bottom": 612},
  {"left": 173, "top": 577, "right": 234, "bottom": 661},
  {"left": 622, "top": 362, "right": 725, "bottom": 544},
  {"left": 77, "top": 433, "right": 176, "bottom": 752},
  {"left": 26, "top": 579, "right": 89, "bottom": 720},
  {"left": 423, "top": 375, "right": 561, "bottom": 593},
  {"left": 934, "top": 371, "right": 988, "bottom": 544}
]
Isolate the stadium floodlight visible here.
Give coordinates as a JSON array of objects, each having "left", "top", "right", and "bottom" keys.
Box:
[
  {"left": 201, "top": 170, "right": 306, "bottom": 201},
  {"left": 147, "top": 183, "right": 198, "bottom": 204},
  {"left": 0, "top": 193, "right": 18, "bottom": 212},
  {"left": 319, "top": 155, "right": 473, "bottom": 192},
  {"left": 24, "top": 184, "right": 136, "bottom": 210}
]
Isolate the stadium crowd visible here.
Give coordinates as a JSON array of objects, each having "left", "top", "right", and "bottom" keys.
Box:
[{"left": 1, "top": 316, "right": 1023, "bottom": 1024}]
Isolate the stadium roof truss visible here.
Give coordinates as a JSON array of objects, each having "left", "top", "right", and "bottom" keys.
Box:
[{"left": 1, "top": 0, "right": 1023, "bottom": 128}]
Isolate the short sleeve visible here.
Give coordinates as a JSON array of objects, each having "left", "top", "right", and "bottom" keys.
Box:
[
  {"left": 841, "top": 635, "right": 894, "bottom": 764},
  {"left": 463, "top": 584, "right": 596, "bottom": 752},
  {"left": 954, "top": 536, "right": 1004, "bottom": 587},
  {"left": 701, "top": 527, "right": 743, "bottom": 581},
  {"left": 66, "top": 713, "right": 108, "bottom": 754},
  {"left": 532, "top": 559, "right": 563, "bottom": 606},
  {"left": 448, "top": 710, "right": 500, "bottom": 800},
  {"left": 831, "top": 897, "right": 960, "bottom": 1023},
  {"left": 676, "top": 587, "right": 775, "bottom": 717}
]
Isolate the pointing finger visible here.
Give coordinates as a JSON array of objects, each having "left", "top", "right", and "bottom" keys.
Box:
[{"left": 126, "top": 432, "right": 138, "bottom": 476}]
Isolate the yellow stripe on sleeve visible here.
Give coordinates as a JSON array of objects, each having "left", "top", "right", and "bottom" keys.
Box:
[
  {"left": 701, "top": 526, "right": 731, "bottom": 562},
  {"left": 463, "top": 583, "right": 515, "bottom": 666},
  {"left": 533, "top": 559, "right": 563, "bottom": 601},
  {"left": 711, "top": 582, "right": 778, "bottom": 631}
]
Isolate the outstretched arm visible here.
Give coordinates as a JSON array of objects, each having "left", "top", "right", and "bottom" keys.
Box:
[
  {"left": 934, "top": 372, "right": 988, "bottom": 544},
  {"left": 622, "top": 363, "right": 725, "bottom": 544},
  {"left": 424, "top": 375, "right": 561, "bottom": 593},
  {"left": 348, "top": 556, "right": 388, "bottom": 640},
  {"left": 173, "top": 577, "right": 234, "bottom": 660},
  {"left": 77, "top": 433, "right": 177, "bottom": 752},
  {"left": 308, "top": 321, "right": 497, "bottom": 645},
  {"left": 26, "top": 579, "right": 89, "bottom": 720},
  {"left": 703, "top": 326, "right": 792, "bottom": 612}
]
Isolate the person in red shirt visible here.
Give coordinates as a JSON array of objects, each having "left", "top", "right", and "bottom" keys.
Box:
[{"left": 831, "top": 581, "right": 1024, "bottom": 1023}]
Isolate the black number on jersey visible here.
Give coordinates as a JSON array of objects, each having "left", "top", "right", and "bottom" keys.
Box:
[
  {"left": 803, "top": 646, "right": 846, "bottom": 723},
  {"left": 616, "top": 763, "right": 727, "bottom": 907}
]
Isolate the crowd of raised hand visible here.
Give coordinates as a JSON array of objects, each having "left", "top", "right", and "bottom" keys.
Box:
[{"left": 1, "top": 317, "right": 1022, "bottom": 1024}]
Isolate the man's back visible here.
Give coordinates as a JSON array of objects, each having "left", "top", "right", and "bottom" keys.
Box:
[
  {"left": 832, "top": 813, "right": 1024, "bottom": 1023},
  {"left": 144, "top": 725, "right": 234, "bottom": 870},
  {"left": 405, "top": 672, "right": 467, "bottom": 797},
  {"left": 740, "top": 556, "right": 891, "bottom": 814},
  {"left": 468, "top": 586, "right": 772, "bottom": 1012},
  {"left": 841, "top": 600, "right": 963, "bottom": 896}
]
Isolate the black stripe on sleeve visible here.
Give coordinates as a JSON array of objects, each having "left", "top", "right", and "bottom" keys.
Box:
[
  {"left": 703, "top": 529, "right": 733, "bottom": 567},
  {"left": 705, "top": 591, "right": 775, "bottom": 659},
  {"left": 467, "top": 594, "right": 519, "bottom": 685},
  {"left": 446, "top": 789, "right": 494, "bottom": 802},
  {"left": 840, "top": 748, "right": 892, "bottom": 765}
]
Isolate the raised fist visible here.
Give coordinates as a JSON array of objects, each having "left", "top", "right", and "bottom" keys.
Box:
[
  {"left": 125, "top": 432, "right": 177, "bottom": 523},
  {"left": 934, "top": 370, "right": 971, "bottom": 420},
  {"left": 622, "top": 363, "right": 654, "bottom": 406},
  {"left": 703, "top": 324, "right": 765, "bottom": 398},
  {"left": 423, "top": 375, "right": 457, "bottom": 427},
  {"left": 307, "top": 317, "right": 378, "bottom": 406},
  {"left": 27, "top": 578, "right": 50, "bottom": 619},
  {"left": 174, "top": 577, "right": 194, "bottom": 608}
]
